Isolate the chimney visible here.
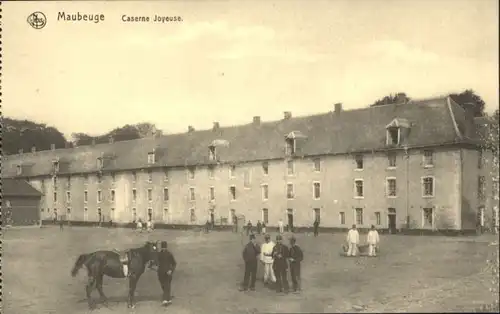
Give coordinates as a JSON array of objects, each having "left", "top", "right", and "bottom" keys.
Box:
[
  {"left": 334, "top": 103, "right": 343, "bottom": 114},
  {"left": 18, "top": 148, "right": 24, "bottom": 154},
  {"left": 188, "top": 125, "right": 195, "bottom": 133},
  {"left": 283, "top": 111, "right": 292, "bottom": 120},
  {"left": 213, "top": 122, "right": 220, "bottom": 131},
  {"left": 253, "top": 116, "right": 261, "bottom": 125},
  {"left": 31, "top": 146, "right": 36, "bottom": 153},
  {"left": 395, "top": 93, "right": 408, "bottom": 104},
  {"left": 50, "top": 144, "right": 56, "bottom": 151},
  {"left": 91, "top": 138, "right": 96, "bottom": 146},
  {"left": 109, "top": 136, "right": 114, "bottom": 144}
]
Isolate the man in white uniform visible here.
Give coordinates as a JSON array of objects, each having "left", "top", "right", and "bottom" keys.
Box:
[
  {"left": 346, "top": 224, "right": 360, "bottom": 257},
  {"left": 278, "top": 219, "right": 284, "bottom": 234},
  {"left": 366, "top": 225, "right": 380, "bottom": 257},
  {"left": 260, "top": 234, "right": 276, "bottom": 286}
]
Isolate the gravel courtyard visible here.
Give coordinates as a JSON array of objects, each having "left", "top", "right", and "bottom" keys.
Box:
[{"left": 2, "top": 226, "right": 497, "bottom": 314}]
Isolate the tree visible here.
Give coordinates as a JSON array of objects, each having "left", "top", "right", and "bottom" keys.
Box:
[
  {"left": 449, "top": 89, "right": 486, "bottom": 117},
  {"left": 370, "top": 92, "right": 411, "bottom": 107},
  {"left": 71, "top": 122, "right": 162, "bottom": 147},
  {"left": 2, "top": 117, "right": 68, "bottom": 155}
]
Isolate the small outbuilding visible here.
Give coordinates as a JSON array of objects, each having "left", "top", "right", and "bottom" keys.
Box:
[{"left": 2, "top": 178, "right": 42, "bottom": 226}]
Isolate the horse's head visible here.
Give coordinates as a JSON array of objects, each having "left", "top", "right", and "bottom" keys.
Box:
[{"left": 144, "top": 241, "right": 158, "bottom": 256}]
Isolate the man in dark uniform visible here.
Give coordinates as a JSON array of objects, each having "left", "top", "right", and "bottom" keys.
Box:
[
  {"left": 313, "top": 218, "right": 320, "bottom": 237},
  {"left": 288, "top": 236, "right": 304, "bottom": 292},
  {"left": 240, "top": 234, "right": 260, "bottom": 291},
  {"left": 272, "top": 235, "right": 290, "bottom": 293},
  {"left": 157, "top": 241, "right": 177, "bottom": 306},
  {"left": 256, "top": 221, "right": 262, "bottom": 235},
  {"left": 246, "top": 220, "right": 253, "bottom": 236}
]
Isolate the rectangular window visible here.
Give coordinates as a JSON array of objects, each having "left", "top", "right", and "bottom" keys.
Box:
[
  {"left": 243, "top": 170, "right": 251, "bottom": 188},
  {"left": 313, "top": 182, "right": 321, "bottom": 199},
  {"left": 84, "top": 191, "right": 88, "bottom": 203},
  {"left": 132, "top": 171, "right": 137, "bottom": 182},
  {"left": 355, "top": 155, "right": 364, "bottom": 170},
  {"left": 208, "top": 166, "right": 215, "bottom": 179},
  {"left": 187, "top": 167, "right": 195, "bottom": 180},
  {"left": 53, "top": 161, "right": 60, "bottom": 172},
  {"left": 478, "top": 176, "right": 486, "bottom": 200},
  {"left": 262, "top": 208, "right": 269, "bottom": 224},
  {"left": 314, "top": 208, "right": 321, "bottom": 222},
  {"left": 147, "top": 188, "right": 153, "bottom": 202},
  {"left": 478, "top": 150, "right": 483, "bottom": 169},
  {"left": 97, "top": 190, "right": 102, "bottom": 203},
  {"left": 354, "top": 179, "right": 364, "bottom": 198},
  {"left": 190, "top": 208, "right": 196, "bottom": 222},
  {"left": 375, "top": 212, "right": 381, "bottom": 225},
  {"left": 339, "top": 212, "right": 346, "bottom": 225},
  {"left": 261, "top": 184, "right": 269, "bottom": 201},
  {"left": 423, "top": 208, "right": 433, "bottom": 228},
  {"left": 97, "top": 173, "right": 102, "bottom": 184},
  {"left": 230, "top": 186, "right": 236, "bottom": 201},
  {"left": 132, "top": 189, "right": 137, "bottom": 202},
  {"left": 388, "top": 153, "right": 397, "bottom": 168},
  {"left": 16, "top": 164, "right": 22, "bottom": 175},
  {"left": 355, "top": 208, "right": 363, "bottom": 225},
  {"left": 286, "top": 183, "right": 294, "bottom": 199},
  {"left": 209, "top": 187, "right": 215, "bottom": 201},
  {"left": 148, "top": 152, "right": 155, "bottom": 164},
  {"left": 313, "top": 158, "right": 321, "bottom": 172},
  {"left": 53, "top": 176, "right": 57, "bottom": 187},
  {"left": 262, "top": 162, "right": 269, "bottom": 175},
  {"left": 110, "top": 190, "right": 115, "bottom": 202},
  {"left": 67, "top": 176, "right": 72, "bottom": 188},
  {"left": 287, "top": 160, "right": 294, "bottom": 175},
  {"left": 163, "top": 188, "right": 169, "bottom": 201},
  {"left": 386, "top": 178, "right": 397, "bottom": 197},
  {"left": 285, "top": 138, "right": 295, "bottom": 155},
  {"left": 111, "top": 172, "right": 116, "bottom": 182},
  {"left": 422, "top": 177, "right": 434, "bottom": 197},
  {"left": 148, "top": 170, "right": 153, "bottom": 183},
  {"left": 387, "top": 127, "right": 400, "bottom": 145},
  {"left": 229, "top": 165, "right": 236, "bottom": 178},
  {"left": 53, "top": 192, "right": 57, "bottom": 202},
  {"left": 189, "top": 187, "right": 196, "bottom": 201},
  {"left": 423, "top": 150, "right": 434, "bottom": 167},
  {"left": 163, "top": 168, "right": 169, "bottom": 181},
  {"left": 66, "top": 191, "right": 71, "bottom": 203}
]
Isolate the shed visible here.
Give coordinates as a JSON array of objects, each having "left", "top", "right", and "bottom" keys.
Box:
[{"left": 2, "top": 178, "right": 42, "bottom": 226}]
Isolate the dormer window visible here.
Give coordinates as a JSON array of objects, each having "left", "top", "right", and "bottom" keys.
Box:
[
  {"left": 385, "top": 118, "right": 410, "bottom": 146},
  {"left": 97, "top": 158, "right": 104, "bottom": 169},
  {"left": 148, "top": 151, "right": 156, "bottom": 164},
  {"left": 52, "top": 160, "right": 60, "bottom": 173},
  {"left": 285, "top": 138, "right": 296, "bottom": 155},
  {"left": 208, "top": 145, "right": 217, "bottom": 161},
  {"left": 16, "top": 165, "right": 22, "bottom": 175}
]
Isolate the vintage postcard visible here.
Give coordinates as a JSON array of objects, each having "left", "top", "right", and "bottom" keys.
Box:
[{"left": 1, "top": 0, "right": 499, "bottom": 313}]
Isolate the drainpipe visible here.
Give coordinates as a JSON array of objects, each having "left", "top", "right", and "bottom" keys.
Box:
[{"left": 404, "top": 145, "right": 410, "bottom": 232}]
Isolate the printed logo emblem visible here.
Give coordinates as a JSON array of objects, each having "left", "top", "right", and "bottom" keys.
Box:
[{"left": 27, "top": 12, "right": 47, "bottom": 29}]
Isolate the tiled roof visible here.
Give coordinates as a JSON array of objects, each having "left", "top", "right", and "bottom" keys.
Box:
[
  {"left": 2, "top": 178, "right": 43, "bottom": 197},
  {"left": 1, "top": 96, "right": 482, "bottom": 178}
]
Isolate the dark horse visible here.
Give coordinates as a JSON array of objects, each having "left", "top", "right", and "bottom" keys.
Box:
[{"left": 71, "top": 241, "right": 158, "bottom": 309}]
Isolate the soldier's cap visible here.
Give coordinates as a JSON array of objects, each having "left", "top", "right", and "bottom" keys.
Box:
[
  {"left": 276, "top": 235, "right": 282, "bottom": 241},
  {"left": 249, "top": 234, "right": 256, "bottom": 240},
  {"left": 161, "top": 241, "right": 168, "bottom": 249},
  {"left": 289, "top": 236, "right": 296, "bottom": 243},
  {"left": 264, "top": 234, "right": 271, "bottom": 239}
]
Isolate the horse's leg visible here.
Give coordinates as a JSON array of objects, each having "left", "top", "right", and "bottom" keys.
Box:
[
  {"left": 127, "top": 274, "right": 140, "bottom": 308},
  {"left": 86, "top": 274, "right": 97, "bottom": 310},
  {"left": 96, "top": 272, "right": 108, "bottom": 305}
]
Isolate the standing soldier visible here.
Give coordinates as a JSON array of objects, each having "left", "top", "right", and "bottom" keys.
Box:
[
  {"left": 246, "top": 220, "right": 253, "bottom": 236},
  {"left": 260, "top": 234, "right": 276, "bottom": 287},
  {"left": 346, "top": 224, "right": 360, "bottom": 257},
  {"left": 157, "top": 241, "right": 177, "bottom": 306},
  {"left": 366, "top": 225, "right": 380, "bottom": 257},
  {"left": 313, "top": 218, "right": 320, "bottom": 237},
  {"left": 278, "top": 219, "right": 284, "bottom": 234},
  {"left": 288, "top": 236, "right": 303, "bottom": 292},
  {"left": 256, "top": 221, "right": 262, "bottom": 235},
  {"left": 272, "top": 235, "right": 289, "bottom": 293},
  {"left": 240, "top": 234, "right": 260, "bottom": 291},
  {"left": 261, "top": 221, "right": 267, "bottom": 234}
]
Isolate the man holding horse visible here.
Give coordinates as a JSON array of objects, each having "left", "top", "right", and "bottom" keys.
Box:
[{"left": 157, "top": 241, "right": 177, "bottom": 306}]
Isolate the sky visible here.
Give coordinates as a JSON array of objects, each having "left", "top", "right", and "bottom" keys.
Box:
[{"left": 3, "top": 0, "right": 499, "bottom": 139}]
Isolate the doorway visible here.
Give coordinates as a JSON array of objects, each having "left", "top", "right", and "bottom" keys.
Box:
[
  {"left": 388, "top": 208, "right": 396, "bottom": 234},
  {"left": 210, "top": 209, "right": 215, "bottom": 226},
  {"left": 287, "top": 208, "right": 294, "bottom": 232}
]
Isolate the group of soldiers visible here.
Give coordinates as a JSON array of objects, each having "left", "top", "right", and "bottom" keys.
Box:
[{"left": 240, "top": 233, "right": 304, "bottom": 293}]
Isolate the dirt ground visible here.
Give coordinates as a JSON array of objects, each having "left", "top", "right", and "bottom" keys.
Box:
[{"left": 2, "top": 226, "right": 498, "bottom": 314}]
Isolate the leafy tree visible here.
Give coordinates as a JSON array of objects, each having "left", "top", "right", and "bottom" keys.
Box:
[
  {"left": 449, "top": 89, "right": 486, "bottom": 117},
  {"left": 370, "top": 93, "right": 411, "bottom": 107},
  {"left": 2, "top": 117, "right": 68, "bottom": 155},
  {"left": 71, "top": 122, "right": 162, "bottom": 146}
]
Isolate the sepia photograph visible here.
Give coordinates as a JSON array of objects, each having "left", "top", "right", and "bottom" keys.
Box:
[{"left": 1, "top": 0, "right": 499, "bottom": 313}]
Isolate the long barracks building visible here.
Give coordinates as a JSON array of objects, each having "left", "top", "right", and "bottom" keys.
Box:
[{"left": 2, "top": 96, "right": 498, "bottom": 232}]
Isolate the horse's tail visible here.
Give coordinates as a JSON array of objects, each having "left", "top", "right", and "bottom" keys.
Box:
[{"left": 71, "top": 253, "right": 89, "bottom": 277}]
